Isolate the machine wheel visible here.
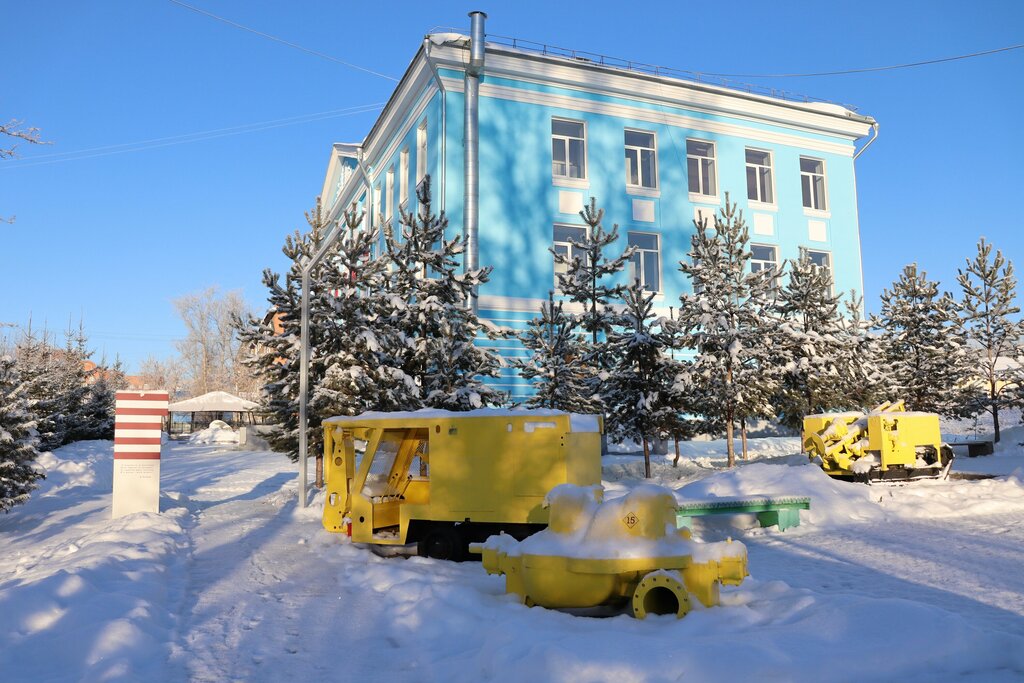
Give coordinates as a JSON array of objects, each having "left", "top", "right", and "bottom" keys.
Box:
[{"left": 418, "top": 525, "right": 466, "bottom": 562}]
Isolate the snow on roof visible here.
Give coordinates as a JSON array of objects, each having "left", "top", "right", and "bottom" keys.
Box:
[
  {"left": 167, "top": 391, "right": 260, "bottom": 413},
  {"left": 325, "top": 408, "right": 601, "bottom": 432},
  {"left": 428, "top": 32, "right": 468, "bottom": 46}
]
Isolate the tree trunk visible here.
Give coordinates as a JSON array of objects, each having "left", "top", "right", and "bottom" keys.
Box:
[
  {"left": 740, "top": 417, "right": 749, "bottom": 461},
  {"left": 672, "top": 435, "right": 681, "bottom": 468},
  {"left": 315, "top": 453, "right": 324, "bottom": 488},
  {"left": 992, "top": 401, "right": 1001, "bottom": 444},
  {"left": 642, "top": 437, "right": 651, "bottom": 479},
  {"left": 725, "top": 420, "right": 735, "bottom": 468}
]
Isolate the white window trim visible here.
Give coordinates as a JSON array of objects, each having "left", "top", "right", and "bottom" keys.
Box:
[
  {"left": 415, "top": 119, "right": 427, "bottom": 185},
  {"left": 553, "top": 223, "right": 589, "bottom": 291},
  {"left": 624, "top": 128, "right": 658, "bottom": 192},
  {"left": 372, "top": 185, "right": 381, "bottom": 228},
  {"left": 805, "top": 249, "right": 832, "bottom": 269},
  {"left": 628, "top": 230, "right": 662, "bottom": 294},
  {"left": 399, "top": 148, "right": 410, "bottom": 209},
  {"left": 628, "top": 186, "right": 661, "bottom": 198},
  {"left": 804, "top": 247, "right": 834, "bottom": 292},
  {"left": 745, "top": 147, "right": 776, "bottom": 207},
  {"left": 551, "top": 117, "right": 588, "bottom": 182},
  {"left": 384, "top": 167, "right": 394, "bottom": 224},
  {"left": 750, "top": 243, "right": 779, "bottom": 273},
  {"left": 800, "top": 155, "right": 829, "bottom": 213},
  {"left": 553, "top": 176, "right": 591, "bottom": 190},
  {"left": 686, "top": 138, "right": 718, "bottom": 200},
  {"left": 689, "top": 193, "right": 721, "bottom": 206}
]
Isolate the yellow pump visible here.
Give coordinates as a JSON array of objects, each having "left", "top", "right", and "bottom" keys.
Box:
[{"left": 471, "top": 484, "right": 748, "bottom": 619}]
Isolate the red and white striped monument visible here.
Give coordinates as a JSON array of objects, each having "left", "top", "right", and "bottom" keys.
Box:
[{"left": 112, "top": 390, "right": 169, "bottom": 518}]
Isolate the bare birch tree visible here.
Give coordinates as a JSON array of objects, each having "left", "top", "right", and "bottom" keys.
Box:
[{"left": 173, "top": 287, "right": 257, "bottom": 396}]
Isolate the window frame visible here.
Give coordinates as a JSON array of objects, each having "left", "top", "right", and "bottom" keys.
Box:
[
  {"left": 800, "top": 156, "right": 828, "bottom": 213},
  {"left": 384, "top": 166, "right": 394, "bottom": 225},
  {"left": 552, "top": 224, "right": 589, "bottom": 291},
  {"left": 372, "top": 185, "right": 381, "bottom": 228},
  {"left": 686, "top": 138, "right": 718, "bottom": 200},
  {"left": 750, "top": 243, "right": 778, "bottom": 273},
  {"left": 624, "top": 128, "right": 658, "bottom": 192},
  {"left": 745, "top": 148, "right": 775, "bottom": 206},
  {"left": 416, "top": 119, "right": 428, "bottom": 186},
  {"left": 627, "top": 230, "right": 662, "bottom": 294},
  {"left": 400, "top": 148, "right": 410, "bottom": 209},
  {"left": 551, "top": 117, "right": 588, "bottom": 185},
  {"left": 805, "top": 248, "right": 832, "bottom": 273}
]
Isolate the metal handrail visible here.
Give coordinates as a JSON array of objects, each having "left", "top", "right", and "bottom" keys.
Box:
[{"left": 430, "top": 28, "right": 857, "bottom": 111}]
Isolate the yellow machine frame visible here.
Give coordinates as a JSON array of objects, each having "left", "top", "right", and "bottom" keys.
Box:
[
  {"left": 322, "top": 410, "right": 602, "bottom": 558},
  {"left": 803, "top": 401, "right": 952, "bottom": 481}
]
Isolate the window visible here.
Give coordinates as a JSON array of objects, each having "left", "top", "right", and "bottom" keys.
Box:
[
  {"left": 400, "top": 149, "right": 410, "bottom": 208},
  {"left": 551, "top": 118, "right": 586, "bottom": 180},
  {"left": 750, "top": 244, "right": 778, "bottom": 274},
  {"left": 750, "top": 244, "right": 779, "bottom": 287},
  {"left": 800, "top": 157, "right": 827, "bottom": 211},
  {"left": 806, "top": 249, "right": 831, "bottom": 274},
  {"left": 553, "top": 225, "right": 587, "bottom": 288},
  {"left": 416, "top": 120, "right": 427, "bottom": 185},
  {"left": 745, "top": 149, "right": 774, "bottom": 204},
  {"left": 624, "top": 129, "right": 657, "bottom": 189},
  {"left": 687, "top": 140, "right": 717, "bottom": 197},
  {"left": 385, "top": 167, "right": 394, "bottom": 224},
  {"left": 628, "top": 232, "right": 661, "bottom": 292},
  {"left": 372, "top": 185, "right": 381, "bottom": 228}
]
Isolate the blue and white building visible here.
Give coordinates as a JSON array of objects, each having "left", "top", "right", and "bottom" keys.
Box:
[{"left": 320, "top": 12, "right": 878, "bottom": 402}]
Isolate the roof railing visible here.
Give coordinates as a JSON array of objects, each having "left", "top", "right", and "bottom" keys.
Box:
[{"left": 427, "top": 28, "right": 856, "bottom": 111}]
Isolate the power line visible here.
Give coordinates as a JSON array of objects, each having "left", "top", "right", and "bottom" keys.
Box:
[
  {"left": 2, "top": 103, "right": 384, "bottom": 169},
  {"left": 167, "top": 0, "right": 399, "bottom": 82},
  {"left": 699, "top": 43, "right": 1024, "bottom": 78}
]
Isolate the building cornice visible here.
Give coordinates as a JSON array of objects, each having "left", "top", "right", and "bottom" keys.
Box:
[{"left": 427, "top": 42, "right": 874, "bottom": 142}]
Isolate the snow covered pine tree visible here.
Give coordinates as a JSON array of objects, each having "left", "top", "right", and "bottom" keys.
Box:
[
  {"left": 382, "top": 176, "right": 505, "bottom": 410},
  {"left": 676, "top": 196, "right": 779, "bottom": 467},
  {"left": 517, "top": 291, "right": 601, "bottom": 414},
  {"left": 314, "top": 202, "right": 410, "bottom": 417},
  {"left": 14, "top": 325, "right": 69, "bottom": 452},
  {"left": 552, "top": 197, "right": 634, "bottom": 410},
  {"left": 74, "top": 358, "right": 128, "bottom": 441},
  {"left": 237, "top": 198, "right": 341, "bottom": 462},
  {"left": 602, "top": 280, "right": 677, "bottom": 478},
  {"left": 0, "top": 354, "right": 43, "bottom": 512},
  {"left": 957, "top": 238, "right": 1021, "bottom": 443},
  {"left": 876, "top": 264, "right": 971, "bottom": 416},
  {"left": 772, "top": 248, "right": 850, "bottom": 431}
]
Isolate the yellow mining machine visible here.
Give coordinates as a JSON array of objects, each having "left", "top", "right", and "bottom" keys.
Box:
[
  {"left": 321, "top": 409, "right": 602, "bottom": 560},
  {"left": 803, "top": 401, "right": 954, "bottom": 483}
]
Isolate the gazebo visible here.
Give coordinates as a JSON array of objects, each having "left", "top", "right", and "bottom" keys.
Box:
[{"left": 167, "top": 391, "right": 262, "bottom": 436}]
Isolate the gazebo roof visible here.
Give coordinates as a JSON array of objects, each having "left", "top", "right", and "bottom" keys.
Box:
[{"left": 167, "top": 391, "right": 259, "bottom": 413}]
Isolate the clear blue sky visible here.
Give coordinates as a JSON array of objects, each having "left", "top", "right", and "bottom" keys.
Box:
[{"left": 3, "top": 0, "right": 1022, "bottom": 372}]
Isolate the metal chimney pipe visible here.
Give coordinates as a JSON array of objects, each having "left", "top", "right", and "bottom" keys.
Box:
[{"left": 464, "top": 10, "right": 486, "bottom": 312}]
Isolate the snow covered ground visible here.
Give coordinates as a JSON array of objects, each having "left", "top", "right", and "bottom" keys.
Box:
[{"left": 2, "top": 435, "right": 1024, "bottom": 682}]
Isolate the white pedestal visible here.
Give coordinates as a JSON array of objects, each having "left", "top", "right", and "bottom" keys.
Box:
[{"left": 112, "top": 459, "right": 161, "bottom": 516}]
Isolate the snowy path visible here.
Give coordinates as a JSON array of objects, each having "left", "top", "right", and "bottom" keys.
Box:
[
  {"left": 746, "top": 515, "right": 1024, "bottom": 638},
  {"left": 4, "top": 441, "right": 1024, "bottom": 681}
]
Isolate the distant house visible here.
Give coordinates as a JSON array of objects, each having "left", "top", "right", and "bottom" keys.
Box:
[
  {"left": 318, "top": 13, "right": 878, "bottom": 401},
  {"left": 81, "top": 359, "right": 144, "bottom": 389}
]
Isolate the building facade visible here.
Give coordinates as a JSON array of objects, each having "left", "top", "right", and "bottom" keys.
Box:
[{"left": 319, "top": 14, "right": 878, "bottom": 402}]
